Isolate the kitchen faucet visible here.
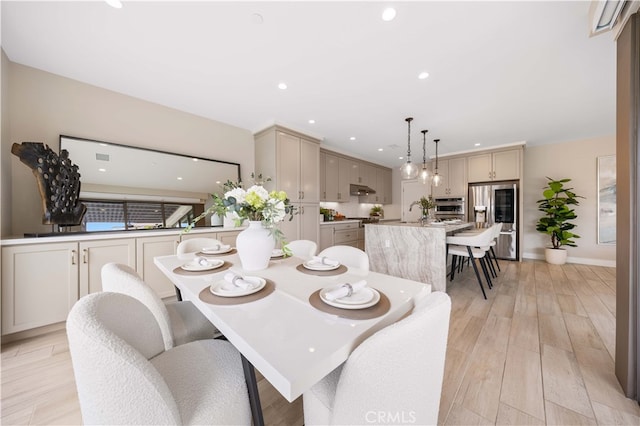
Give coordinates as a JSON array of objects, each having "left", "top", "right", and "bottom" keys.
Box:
[{"left": 409, "top": 201, "right": 420, "bottom": 211}]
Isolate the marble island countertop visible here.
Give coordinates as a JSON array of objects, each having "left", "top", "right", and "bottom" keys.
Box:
[{"left": 365, "top": 221, "right": 473, "bottom": 292}]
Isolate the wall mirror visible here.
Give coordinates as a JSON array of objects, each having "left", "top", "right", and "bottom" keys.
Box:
[{"left": 59, "top": 135, "right": 241, "bottom": 232}]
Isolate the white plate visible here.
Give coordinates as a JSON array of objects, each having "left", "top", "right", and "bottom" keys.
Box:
[
  {"left": 320, "top": 287, "right": 380, "bottom": 309},
  {"left": 303, "top": 260, "right": 340, "bottom": 271},
  {"left": 271, "top": 249, "right": 284, "bottom": 258},
  {"left": 201, "top": 246, "right": 233, "bottom": 255},
  {"left": 180, "top": 259, "right": 225, "bottom": 271},
  {"left": 210, "top": 276, "right": 266, "bottom": 297}
]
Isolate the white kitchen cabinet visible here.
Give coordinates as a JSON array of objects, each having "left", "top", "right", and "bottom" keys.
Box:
[
  {"left": 432, "top": 157, "right": 467, "bottom": 197},
  {"left": 278, "top": 203, "right": 319, "bottom": 245},
  {"left": 2, "top": 242, "right": 79, "bottom": 334},
  {"left": 317, "top": 222, "right": 363, "bottom": 252},
  {"left": 383, "top": 168, "right": 393, "bottom": 204},
  {"left": 79, "top": 238, "right": 136, "bottom": 296},
  {"left": 337, "top": 157, "right": 353, "bottom": 201},
  {"left": 255, "top": 126, "right": 320, "bottom": 203},
  {"left": 323, "top": 152, "right": 341, "bottom": 201},
  {"left": 320, "top": 151, "right": 327, "bottom": 201},
  {"left": 366, "top": 166, "right": 391, "bottom": 204},
  {"left": 136, "top": 234, "right": 180, "bottom": 298},
  {"left": 1, "top": 238, "right": 137, "bottom": 334},
  {"left": 467, "top": 148, "right": 521, "bottom": 182}
]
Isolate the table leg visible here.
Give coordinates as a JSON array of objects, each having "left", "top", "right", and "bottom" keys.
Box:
[{"left": 241, "top": 354, "right": 265, "bottom": 426}]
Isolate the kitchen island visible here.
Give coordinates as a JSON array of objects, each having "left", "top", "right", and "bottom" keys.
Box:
[{"left": 364, "top": 221, "right": 472, "bottom": 292}]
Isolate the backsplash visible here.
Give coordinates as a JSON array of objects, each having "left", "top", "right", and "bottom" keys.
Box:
[{"left": 320, "top": 196, "right": 399, "bottom": 219}]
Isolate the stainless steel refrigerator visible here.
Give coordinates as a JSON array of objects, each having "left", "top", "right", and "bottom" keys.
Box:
[{"left": 468, "top": 181, "right": 519, "bottom": 260}]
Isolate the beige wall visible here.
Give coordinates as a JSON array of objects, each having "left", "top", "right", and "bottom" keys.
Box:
[
  {"left": 523, "top": 136, "right": 616, "bottom": 266},
  {"left": 1, "top": 50, "right": 11, "bottom": 237},
  {"left": 2, "top": 58, "right": 254, "bottom": 237}
]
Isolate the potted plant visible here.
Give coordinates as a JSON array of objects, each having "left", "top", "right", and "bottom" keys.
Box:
[
  {"left": 535, "top": 177, "right": 583, "bottom": 265},
  {"left": 370, "top": 205, "right": 384, "bottom": 219},
  {"left": 208, "top": 193, "right": 227, "bottom": 226}
]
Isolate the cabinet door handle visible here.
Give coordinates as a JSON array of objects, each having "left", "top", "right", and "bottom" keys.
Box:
[
  {"left": 301, "top": 191, "right": 304, "bottom": 199},
  {"left": 71, "top": 249, "right": 77, "bottom": 265},
  {"left": 82, "top": 249, "right": 88, "bottom": 264},
  {"left": 323, "top": 191, "right": 326, "bottom": 199},
  {"left": 338, "top": 193, "right": 341, "bottom": 200},
  {"left": 301, "top": 206, "right": 305, "bottom": 214}
]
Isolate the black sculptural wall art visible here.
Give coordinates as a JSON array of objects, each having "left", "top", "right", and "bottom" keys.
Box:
[{"left": 11, "top": 142, "right": 87, "bottom": 226}]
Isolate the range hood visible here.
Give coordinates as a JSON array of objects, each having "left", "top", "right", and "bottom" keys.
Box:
[{"left": 350, "top": 184, "right": 376, "bottom": 196}]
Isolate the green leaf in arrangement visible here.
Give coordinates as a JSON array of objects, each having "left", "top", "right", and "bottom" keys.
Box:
[{"left": 535, "top": 177, "right": 584, "bottom": 250}]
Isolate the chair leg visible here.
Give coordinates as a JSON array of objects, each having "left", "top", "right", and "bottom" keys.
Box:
[
  {"left": 491, "top": 246, "right": 501, "bottom": 272},
  {"left": 174, "top": 286, "right": 183, "bottom": 301},
  {"left": 486, "top": 253, "right": 497, "bottom": 278},
  {"left": 466, "top": 247, "right": 487, "bottom": 299},
  {"left": 479, "top": 257, "right": 493, "bottom": 289},
  {"left": 450, "top": 255, "right": 458, "bottom": 281}
]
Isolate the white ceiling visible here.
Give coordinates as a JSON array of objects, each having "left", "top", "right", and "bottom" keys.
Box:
[{"left": 1, "top": 1, "right": 616, "bottom": 167}]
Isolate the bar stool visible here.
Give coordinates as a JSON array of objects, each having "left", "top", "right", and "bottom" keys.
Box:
[{"left": 446, "top": 227, "right": 495, "bottom": 299}]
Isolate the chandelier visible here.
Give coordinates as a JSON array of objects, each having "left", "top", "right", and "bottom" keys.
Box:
[
  {"left": 419, "top": 129, "right": 430, "bottom": 184},
  {"left": 432, "top": 138, "right": 442, "bottom": 187},
  {"left": 399, "top": 117, "right": 419, "bottom": 180}
]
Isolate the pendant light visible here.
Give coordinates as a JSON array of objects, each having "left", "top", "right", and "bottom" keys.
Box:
[
  {"left": 419, "top": 129, "right": 430, "bottom": 184},
  {"left": 399, "top": 117, "right": 419, "bottom": 179},
  {"left": 432, "top": 138, "right": 442, "bottom": 187}
]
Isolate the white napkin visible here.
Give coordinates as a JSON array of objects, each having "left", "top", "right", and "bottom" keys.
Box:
[
  {"left": 310, "top": 256, "right": 340, "bottom": 267},
  {"left": 324, "top": 280, "right": 367, "bottom": 301},
  {"left": 194, "top": 256, "right": 210, "bottom": 266},
  {"left": 223, "top": 272, "right": 253, "bottom": 290},
  {"left": 204, "top": 244, "right": 231, "bottom": 252}
]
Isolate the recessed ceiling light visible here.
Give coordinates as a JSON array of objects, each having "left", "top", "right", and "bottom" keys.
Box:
[
  {"left": 308, "top": 119, "right": 315, "bottom": 124},
  {"left": 398, "top": 156, "right": 404, "bottom": 160},
  {"left": 378, "top": 148, "right": 384, "bottom": 152},
  {"left": 278, "top": 82, "right": 287, "bottom": 90},
  {"left": 192, "top": 158, "right": 198, "bottom": 162},
  {"left": 350, "top": 136, "right": 356, "bottom": 141},
  {"left": 177, "top": 177, "right": 183, "bottom": 180},
  {"left": 104, "top": 0, "right": 122, "bottom": 9},
  {"left": 98, "top": 168, "right": 106, "bottom": 172},
  {"left": 382, "top": 7, "right": 396, "bottom": 21},
  {"left": 418, "top": 71, "right": 429, "bottom": 80},
  {"left": 474, "top": 143, "right": 481, "bottom": 146}
]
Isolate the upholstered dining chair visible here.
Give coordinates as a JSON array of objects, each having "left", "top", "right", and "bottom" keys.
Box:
[
  {"left": 176, "top": 237, "right": 224, "bottom": 256},
  {"left": 286, "top": 239, "right": 318, "bottom": 259},
  {"left": 101, "top": 263, "right": 220, "bottom": 350},
  {"left": 303, "top": 291, "right": 451, "bottom": 425},
  {"left": 317, "top": 245, "right": 369, "bottom": 271},
  {"left": 67, "top": 292, "right": 251, "bottom": 425}
]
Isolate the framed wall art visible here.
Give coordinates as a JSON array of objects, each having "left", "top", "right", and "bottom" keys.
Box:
[{"left": 597, "top": 155, "right": 616, "bottom": 244}]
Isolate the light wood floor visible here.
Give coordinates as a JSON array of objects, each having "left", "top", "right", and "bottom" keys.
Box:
[{"left": 2, "top": 260, "right": 639, "bottom": 425}]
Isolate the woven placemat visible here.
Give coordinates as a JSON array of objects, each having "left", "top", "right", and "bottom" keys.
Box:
[
  {"left": 198, "top": 279, "right": 275, "bottom": 305},
  {"left": 172, "top": 261, "right": 233, "bottom": 276},
  {"left": 196, "top": 248, "right": 237, "bottom": 257},
  {"left": 308, "top": 289, "right": 390, "bottom": 320},
  {"left": 296, "top": 263, "right": 348, "bottom": 276}
]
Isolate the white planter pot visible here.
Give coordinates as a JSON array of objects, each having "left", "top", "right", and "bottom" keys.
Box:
[
  {"left": 545, "top": 247, "right": 567, "bottom": 265},
  {"left": 236, "top": 221, "right": 276, "bottom": 271},
  {"left": 210, "top": 213, "right": 223, "bottom": 227}
]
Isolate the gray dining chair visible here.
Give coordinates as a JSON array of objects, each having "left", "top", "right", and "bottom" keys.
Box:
[
  {"left": 101, "top": 262, "right": 220, "bottom": 350},
  {"left": 303, "top": 291, "right": 451, "bottom": 425},
  {"left": 67, "top": 291, "right": 251, "bottom": 425}
]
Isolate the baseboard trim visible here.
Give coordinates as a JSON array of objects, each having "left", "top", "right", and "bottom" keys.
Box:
[{"left": 523, "top": 252, "right": 616, "bottom": 267}]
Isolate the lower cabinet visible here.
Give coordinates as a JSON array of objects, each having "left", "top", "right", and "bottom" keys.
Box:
[
  {"left": 136, "top": 235, "right": 180, "bottom": 299},
  {"left": 2, "top": 242, "right": 79, "bottom": 334},
  {"left": 318, "top": 222, "right": 364, "bottom": 252},
  {"left": 1, "top": 229, "right": 243, "bottom": 336}
]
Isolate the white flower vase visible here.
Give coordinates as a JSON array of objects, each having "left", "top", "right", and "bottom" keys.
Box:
[{"left": 236, "top": 221, "right": 275, "bottom": 271}]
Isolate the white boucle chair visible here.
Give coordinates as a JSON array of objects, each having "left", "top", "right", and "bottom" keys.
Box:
[
  {"left": 317, "top": 245, "right": 369, "bottom": 271},
  {"left": 101, "top": 263, "right": 219, "bottom": 350},
  {"left": 286, "top": 239, "right": 318, "bottom": 259},
  {"left": 67, "top": 292, "right": 251, "bottom": 425},
  {"left": 176, "top": 237, "right": 224, "bottom": 256},
  {"left": 303, "top": 291, "right": 451, "bottom": 426}
]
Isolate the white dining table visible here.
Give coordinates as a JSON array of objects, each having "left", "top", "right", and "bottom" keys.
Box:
[{"left": 154, "top": 252, "right": 430, "bottom": 424}]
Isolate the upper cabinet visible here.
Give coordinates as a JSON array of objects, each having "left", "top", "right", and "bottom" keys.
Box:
[
  {"left": 319, "top": 149, "right": 393, "bottom": 205},
  {"left": 467, "top": 148, "right": 521, "bottom": 183},
  {"left": 432, "top": 157, "right": 467, "bottom": 197},
  {"left": 255, "top": 126, "right": 321, "bottom": 203}
]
